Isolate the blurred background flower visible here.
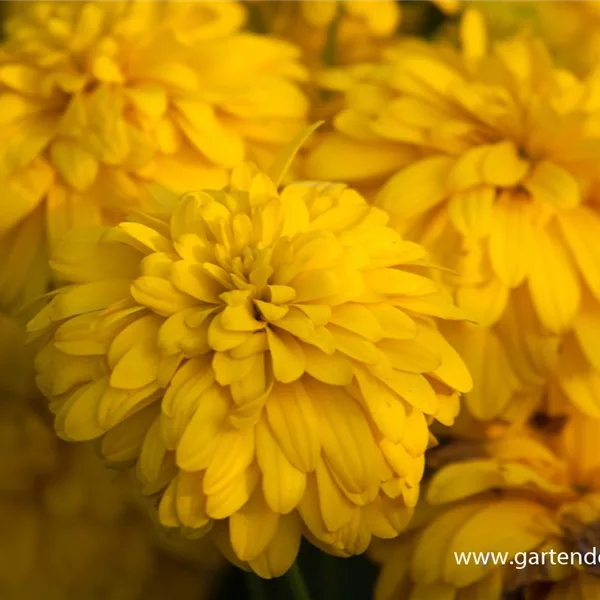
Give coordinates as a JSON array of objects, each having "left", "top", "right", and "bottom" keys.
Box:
[
  {"left": 371, "top": 407, "right": 600, "bottom": 600},
  {"left": 0, "top": 313, "right": 223, "bottom": 600},
  {"left": 306, "top": 7, "right": 600, "bottom": 419},
  {"left": 0, "top": 0, "right": 307, "bottom": 315},
  {"left": 455, "top": 1, "right": 600, "bottom": 76}
]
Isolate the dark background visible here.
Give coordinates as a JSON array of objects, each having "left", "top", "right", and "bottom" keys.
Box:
[{"left": 211, "top": 541, "right": 379, "bottom": 600}]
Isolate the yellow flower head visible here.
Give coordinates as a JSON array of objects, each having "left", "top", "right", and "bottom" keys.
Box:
[
  {"left": 28, "top": 140, "right": 472, "bottom": 577},
  {"left": 372, "top": 408, "right": 600, "bottom": 600},
  {"left": 307, "top": 18, "right": 600, "bottom": 336},
  {"left": 0, "top": 0, "right": 307, "bottom": 313}
]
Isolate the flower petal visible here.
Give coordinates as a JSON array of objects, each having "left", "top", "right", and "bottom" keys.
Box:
[
  {"left": 266, "top": 383, "right": 321, "bottom": 473},
  {"left": 524, "top": 160, "right": 580, "bottom": 209},
  {"left": 481, "top": 141, "right": 529, "bottom": 187},
  {"left": 528, "top": 227, "right": 580, "bottom": 332},
  {"left": 376, "top": 157, "right": 454, "bottom": 220},
  {"left": 176, "top": 385, "right": 230, "bottom": 471},
  {"left": 229, "top": 488, "right": 279, "bottom": 562},
  {"left": 247, "top": 513, "right": 302, "bottom": 579},
  {"left": 448, "top": 185, "right": 495, "bottom": 239},
  {"left": 175, "top": 470, "right": 210, "bottom": 529},
  {"left": 266, "top": 329, "right": 305, "bottom": 383},
  {"left": 557, "top": 206, "right": 600, "bottom": 300},
  {"left": 488, "top": 195, "right": 534, "bottom": 287},
  {"left": 54, "top": 377, "right": 108, "bottom": 441},
  {"left": 256, "top": 420, "right": 306, "bottom": 514},
  {"left": 49, "top": 139, "right": 99, "bottom": 192}
]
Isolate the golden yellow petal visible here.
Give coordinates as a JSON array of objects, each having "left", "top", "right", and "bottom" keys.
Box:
[
  {"left": 229, "top": 488, "right": 279, "bottom": 562},
  {"left": 266, "top": 383, "right": 321, "bottom": 473},
  {"left": 176, "top": 385, "right": 230, "bottom": 471},
  {"left": 256, "top": 420, "right": 306, "bottom": 514},
  {"left": 528, "top": 226, "right": 580, "bottom": 332}
]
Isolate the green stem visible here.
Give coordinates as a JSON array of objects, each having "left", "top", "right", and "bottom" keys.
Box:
[
  {"left": 245, "top": 571, "right": 268, "bottom": 600},
  {"left": 286, "top": 562, "right": 313, "bottom": 600},
  {"left": 246, "top": 3, "right": 268, "bottom": 35},
  {"left": 322, "top": 2, "right": 343, "bottom": 66}
]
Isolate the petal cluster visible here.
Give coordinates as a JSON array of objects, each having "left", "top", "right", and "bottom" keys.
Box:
[
  {"left": 29, "top": 162, "right": 472, "bottom": 577},
  {"left": 372, "top": 409, "right": 600, "bottom": 600},
  {"left": 0, "top": 0, "right": 307, "bottom": 313}
]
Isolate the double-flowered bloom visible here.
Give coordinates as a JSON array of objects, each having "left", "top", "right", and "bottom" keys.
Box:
[{"left": 29, "top": 153, "right": 472, "bottom": 577}]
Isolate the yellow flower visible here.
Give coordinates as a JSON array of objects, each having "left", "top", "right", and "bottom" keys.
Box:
[
  {"left": 28, "top": 139, "right": 472, "bottom": 578},
  {"left": 306, "top": 13, "right": 600, "bottom": 419},
  {"left": 372, "top": 408, "right": 600, "bottom": 600},
  {"left": 307, "top": 16, "right": 600, "bottom": 333},
  {"left": 0, "top": 0, "right": 307, "bottom": 314}
]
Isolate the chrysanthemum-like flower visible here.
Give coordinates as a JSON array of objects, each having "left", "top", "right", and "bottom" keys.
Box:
[
  {"left": 371, "top": 408, "right": 600, "bottom": 600},
  {"left": 28, "top": 147, "right": 472, "bottom": 577},
  {"left": 0, "top": 0, "right": 307, "bottom": 313},
  {"left": 306, "top": 14, "right": 600, "bottom": 335}
]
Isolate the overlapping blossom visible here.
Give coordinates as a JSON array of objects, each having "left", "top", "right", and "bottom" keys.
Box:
[
  {"left": 308, "top": 14, "right": 600, "bottom": 333},
  {"left": 306, "top": 12, "right": 600, "bottom": 419},
  {"left": 0, "top": 0, "right": 307, "bottom": 315},
  {"left": 27, "top": 142, "right": 472, "bottom": 577},
  {"left": 372, "top": 408, "right": 600, "bottom": 600}
]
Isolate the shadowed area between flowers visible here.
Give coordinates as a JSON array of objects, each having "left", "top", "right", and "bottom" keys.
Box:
[{"left": 212, "top": 541, "right": 378, "bottom": 600}]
